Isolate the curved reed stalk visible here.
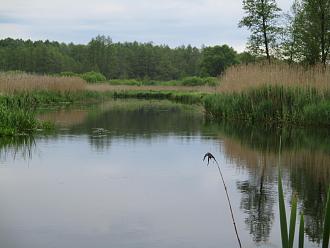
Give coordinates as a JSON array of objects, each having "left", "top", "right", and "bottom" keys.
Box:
[{"left": 204, "top": 153, "right": 242, "bottom": 248}]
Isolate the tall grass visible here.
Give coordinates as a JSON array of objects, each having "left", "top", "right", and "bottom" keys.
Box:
[
  {"left": 0, "top": 72, "right": 86, "bottom": 93},
  {"left": 204, "top": 85, "right": 330, "bottom": 126},
  {"left": 218, "top": 63, "right": 330, "bottom": 93}
]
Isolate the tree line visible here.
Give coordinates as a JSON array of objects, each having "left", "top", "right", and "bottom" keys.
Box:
[
  {"left": 0, "top": 37, "right": 240, "bottom": 80},
  {"left": 240, "top": 0, "right": 330, "bottom": 65},
  {"left": 0, "top": 0, "right": 327, "bottom": 80}
]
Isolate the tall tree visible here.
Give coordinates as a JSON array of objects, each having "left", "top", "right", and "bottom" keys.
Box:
[
  {"left": 239, "top": 0, "right": 282, "bottom": 63},
  {"left": 279, "top": 0, "right": 304, "bottom": 63},
  {"left": 293, "top": 0, "right": 330, "bottom": 65}
]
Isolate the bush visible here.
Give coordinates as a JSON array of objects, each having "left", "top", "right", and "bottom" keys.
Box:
[
  {"left": 204, "top": 77, "right": 218, "bottom": 86},
  {"left": 181, "top": 76, "right": 205, "bottom": 86},
  {"left": 108, "top": 79, "right": 142, "bottom": 86},
  {"left": 181, "top": 76, "right": 218, "bottom": 86},
  {"left": 59, "top": 71, "right": 78, "bottom": 77},
  {"left": 82, "top": 71, "right": 106, "bottom": 83}
]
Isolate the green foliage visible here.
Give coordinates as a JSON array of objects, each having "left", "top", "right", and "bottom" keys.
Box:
[
  {"left": 303, "top": 101, "right": 330, "bottom": 126},
  {"left": 323, "top": 188, "right": 330, "bottom": 248},
  {"left": 0, "top": 90, "right": 115, "bottom": 136},
  {"left": 278, "top": 170, "right": 290, "bottom": 248},
  {"left": 281, "top": 0, "right": 330, "bottom": 65},
  {"left": 181, "top": 76, "right": 218, "bottom": 86},
  {"left": 203, "top": 86, "right": 330, "bottom": 126},
  {"left": 201, "top": 45, "right": 238, "bottom": 76},
  {"left": 113, "top": 90, "right": 205, "bottom": 105},
  {"left": 278, "top": 155, "right": 330, "bottom": 248},
  {"left": 278, "top": 170, "right": 303, "bottom": 248},
  {"left": 239, "top": 0, "right": 282, "bottom": 62},
  {"left": 237, "top": 51, "right": 257, "bottom": 64},
  {"left": 0, "top": 105, "right": 37, "bottom": 135},
  {"left": 289, "top": 197, "right": 298, "bottom": 248},
  {"left": 0, "top": 37, "right": 208, "bottom": 81},
  {"left": 106, "top": 77, "right": 219, "bottom": 86},
  {"left": 81, "top": 71, "right": 106, "bottom": 83},
  {"left": 59, "top": 71, "right": 79, "bottom": 77}
]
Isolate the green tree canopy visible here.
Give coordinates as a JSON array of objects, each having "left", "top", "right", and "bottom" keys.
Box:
[
  {"left": 239, "top": 0, "right": 282, "bottom": 63},
  {"left": 201, "top": 45, "right": 239, "bottom": 76}
]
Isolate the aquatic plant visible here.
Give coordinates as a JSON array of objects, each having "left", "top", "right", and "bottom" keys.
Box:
[
  {"left": 278, "top": 170, "right": 330, "bottom": 248},
  {"left": 203, "top": 152, "right": 242, "bottom": 248}
]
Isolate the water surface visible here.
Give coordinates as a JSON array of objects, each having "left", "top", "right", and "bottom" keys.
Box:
[{"left": 0, "top": 100, "right": 328, "bottom": 248}]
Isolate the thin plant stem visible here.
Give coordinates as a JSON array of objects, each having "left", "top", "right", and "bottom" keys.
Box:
[{"left": 214, "top": 160, "right": 242, "bottom": 248}]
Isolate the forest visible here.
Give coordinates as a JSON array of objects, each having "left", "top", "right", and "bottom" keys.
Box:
[{"left": 0, "top": 37, "right": 241, "bottom": 80}]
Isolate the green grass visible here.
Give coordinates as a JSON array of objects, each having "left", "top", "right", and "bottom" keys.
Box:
[
  {"left": 3, "top": 83, "right": 330, "bottom": 136},
  {"left": 203, "top": 86, "right": 330, "bottom": 127},
  {"left": 113, "top": 90, "right": 206, "bottom": 104},
  {"left": 0, "top": 105, "right": 52, "bottom": 135},
  {"left": 106, "top": 76, "right": 218, "bottom": 86},
  {"left": 110, "top": 85, "right": 330, "bottom": 127},
  {"left": 0, "top": 90, "right": 114, "bottom": 136},
  {"left": 60, "top": 71, "right": 106, "bottom": 83}
]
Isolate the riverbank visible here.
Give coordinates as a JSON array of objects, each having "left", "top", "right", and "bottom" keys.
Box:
[
  {"left": 104, "top": 85, "right": 330, "bottom": 127},
  {"left": 0, "top": 91, "right": 114, "bottom": 136},
  {"left": 1, "top": 64, "right": 330, "bottom": 136},
  {"left": 2, "top": 84, "right": 330, "bottom": 136}
]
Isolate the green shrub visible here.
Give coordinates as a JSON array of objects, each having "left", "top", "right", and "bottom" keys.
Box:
[
  {"left": 204, "top": 77, "right": 218, "bottom": 86},
  {"left": 108, "top": 79, "right": 141, "bottom": 86},
  {"left": 82, "top": 71, "right": 106, "bottom": 83},
  {"left": 181, "top": 76, "right": 218, "bottom": 86},
  {"left": 59, "top": 71, "right": 78, "bottom": 77},
  {"left": 181, "top": 76, "right": 205, "bottom": 86}
]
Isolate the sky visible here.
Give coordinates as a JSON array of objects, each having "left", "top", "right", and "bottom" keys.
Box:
[{"left": 0, "top": 0, "right": 292, "bottom": 52}]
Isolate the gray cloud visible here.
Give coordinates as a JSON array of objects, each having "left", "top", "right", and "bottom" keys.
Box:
[{"left": 0, "top": 0, "right": 292, "bottom": 51}]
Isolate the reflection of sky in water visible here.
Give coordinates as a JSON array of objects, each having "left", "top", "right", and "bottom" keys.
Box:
[
  {"left": 0, "top": 100, "right": 327, "bottom": 248},
  {"left": 0, "top": 135, "right": 250, "bottom": 248}
]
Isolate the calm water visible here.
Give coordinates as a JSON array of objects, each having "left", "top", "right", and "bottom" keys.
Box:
[{"left": 0, "top": 100, "right": 329, "bottom": 248}]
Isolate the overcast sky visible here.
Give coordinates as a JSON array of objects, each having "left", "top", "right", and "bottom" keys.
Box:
[{"left": 0, "top": 0, "right": 292, "bottom": 51}]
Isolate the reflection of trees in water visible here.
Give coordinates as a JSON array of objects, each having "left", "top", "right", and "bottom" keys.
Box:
[
  {"left": 288, "top": 152, "right": 329, "bottom": 243},
  {"left": 72, "top": 102, "right": 203, "bottom": 151},
  {"left": 236, "top": 153, "right": 276, "bottom": 243},
  {"left": 0, "top": 136, "right": 36, "bottom": 161},
  {"left": 213, "top": 122, "right": 330, "bottom": 245}
]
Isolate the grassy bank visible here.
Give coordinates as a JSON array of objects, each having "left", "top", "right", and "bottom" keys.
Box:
[
  {"left": 107, "top": 85, "right": 330, "bottom": 127},
  {"left": 1, "top": 64, "right": 330, "bottom": 133},
  {"left": 106, "top": 76, "right": 218, "bottom": 86},
  {"left": 112, "top": 90, "right": 206, "bottom": 104},
  {"left": 0, "top": 72, "right": 114, "bottom": 135},
  {"left": 59, "top": 71, "right": 219, "bottom": 86},
  {"left": 203, "top": 86, "right": 330, "bottom": 126}
]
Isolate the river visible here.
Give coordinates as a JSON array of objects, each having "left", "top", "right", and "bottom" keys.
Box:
[{"left": 0, "top": 99, "right": 328, "bottom": 248}]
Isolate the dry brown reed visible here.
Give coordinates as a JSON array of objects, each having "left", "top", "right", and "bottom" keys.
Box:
[
  {"left": 0, "top": 72, "right": 87, "bottom": 93},
  {"left": 218, "top": 63, "right": 330, "bottom": 93}
]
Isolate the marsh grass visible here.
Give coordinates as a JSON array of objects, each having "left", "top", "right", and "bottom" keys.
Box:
[
  {"left": 204, "top": 85, "right": 330, "bottom": 126},
  {"left": 218, "top": 64, "right": 330, "bottom": 93},
  {"left": 0, "top": 72, "right": 86, "bottom": 93}
]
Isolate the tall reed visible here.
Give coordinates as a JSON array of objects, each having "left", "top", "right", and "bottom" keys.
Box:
[
  {"left": 0, "top": 72, "right": 86, "bottom": 93},
  {"left": 218, "top": 64, "right": 330, "bottom": 93}
]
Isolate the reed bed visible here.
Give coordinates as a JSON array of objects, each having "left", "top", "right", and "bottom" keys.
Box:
[
  {"left": 218, "top": 63, "right": 330, "bottom": 93},
  {"left": 0, "top": 72, "right": 87, "bottom": 93}
]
